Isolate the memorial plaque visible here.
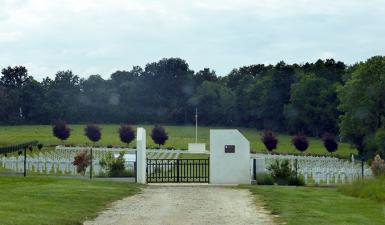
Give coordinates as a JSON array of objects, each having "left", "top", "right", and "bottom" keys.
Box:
[{"left": 224, "top": 145, "right": 235, "bottom": 153}]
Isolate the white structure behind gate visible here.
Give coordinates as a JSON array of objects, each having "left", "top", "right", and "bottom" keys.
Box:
[{"left": 210, "top": 129, "right": 250, "bottom": 184}]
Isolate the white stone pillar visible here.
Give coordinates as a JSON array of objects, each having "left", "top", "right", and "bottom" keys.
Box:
[
  {"left": 136, "top": 127, "right": 147, "bottom": 184},
  {"left": 210, "top": 129, "right": 251, "bottom": 184}
]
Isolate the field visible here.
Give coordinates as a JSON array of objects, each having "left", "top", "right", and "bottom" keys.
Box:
[
  {"left": 0, "top": 124, "right": 356, "bottom": 157},
  {"left": 0, "top": 177, "right": 141, "bottom": 225},
  {"left": 245, "top": 185, "right": 385, "bottom": 225}
]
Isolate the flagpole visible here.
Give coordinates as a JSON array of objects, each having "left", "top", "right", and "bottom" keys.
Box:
[{"left": 195, "top": 108, "right": 198, "bottom": 143}]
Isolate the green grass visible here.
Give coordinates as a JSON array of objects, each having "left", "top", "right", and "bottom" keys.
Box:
[
  {"left": 244, "top": 185, "right": 385, "bottom": 225},
  {"left": 0, "top": 177, "right": 141, "bottom": 225},
  {"left": 339, "top": 177, "right": 385, "bottom": 202},
  {"left": 0, "top": 124, "right": 356, "bottom": 157}
]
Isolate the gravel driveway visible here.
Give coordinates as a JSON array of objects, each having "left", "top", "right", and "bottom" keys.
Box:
[{"left": 84, "top": 185, "right": 275, "bottom": 225}]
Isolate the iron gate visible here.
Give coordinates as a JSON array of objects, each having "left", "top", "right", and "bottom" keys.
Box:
[{"left": 146, "top": 158, "right": 209, "bottom": 183}]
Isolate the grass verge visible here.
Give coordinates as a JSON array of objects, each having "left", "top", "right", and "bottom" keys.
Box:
[
  {"left": 243, "top": 185, "right": 385, "bottom": 225},
  {"left": 0, "top": 124, "right": 356, "bottom": 157},
  {"left": 0, "top": 177, "right": 141, "bottom": 225},
  {"left": 339, "top": 177, "right": 385, "bottom": 202}
]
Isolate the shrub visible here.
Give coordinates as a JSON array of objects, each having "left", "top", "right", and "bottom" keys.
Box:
[
  {"left": 99, "top": 152, "right": 127, "bottom": 177},
  {"left": 255, "top": 173, "right": 274, "bottom": 185},
  {"left": 261, "top": 130, "right": 278, "bottom": 152},
  {"left": 292, "top": 133, "right": 309, "bottom": 153},
  {"left": 322, "top": 132, "right": 338, "bottom": 153},
  {"left": 52, "top": 121, "right": 70, "bottom": 142},
  {"left": 268, "top": 159, "right": 295, "bottom": 185},
  {"left": 73, "top": 150, "right": 91, "bottom": 175},
  {"left": 37, "top": 143, "right": 43, "bottom": 150},
  {"left": 288, "top": 175, "right": 305, "bottom": 186},
  {"left": 371, "top": 154, "right": 385, "bottom": 177},
  {"left": 85, "top": 124, "right": 101, "bottom": 143},
  {"left": 119, "top": 125, "right": 135, "bottom": 146},
  {"left": 151, "top": 125, "right": 168, "bottom": 147}
]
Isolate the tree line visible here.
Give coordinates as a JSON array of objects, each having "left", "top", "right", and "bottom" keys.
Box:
[{"left": 1, "top": 56, "right": 384, "bottom": 158}]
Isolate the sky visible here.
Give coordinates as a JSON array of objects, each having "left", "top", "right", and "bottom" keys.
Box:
[{"left": 0, "top": 0, "right": 384, "bottom": 80}]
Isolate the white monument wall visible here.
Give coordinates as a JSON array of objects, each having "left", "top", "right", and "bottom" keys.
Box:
[{"left": 210, "top": 129, "right": 250, "bottom": 184}]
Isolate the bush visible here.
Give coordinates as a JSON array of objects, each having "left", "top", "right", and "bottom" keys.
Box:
[
  {"left": 85, "top": 124, "right": 101, "bottom": 143},
  {"left": 73, "top": 150, "right": 91, "bottom": 175},
  {"left": 255, "top": 173, "right": 274, "bottom": 185},
  {"left": 288, "top": 176, "right": 305, "bottom": 186},
  {"left": 261, "top": 130, "right": 278, "bottom": 152},
  {"left": 99, "top": 152, "right": 128, "bottom": 177},
  {"left": 119, "top": 125, "right": 135, "bottom": 146},
  {"left": 52, "top": 121, "right": 70, "bottom": 142},
  {"left": 292, "top": 133, "right": 309, "bottom": 153},
  {"left": 151, "top": 125, "right": 168, "bottom": 147},
  {"left": 322, "top": 132, "right": 338, "bottom": 153},
  {"left": 268, "top": 159, "right": 295, "bottom": 185},
  {"left": 371, "top": 154, "right": 385, "bottom": 177}
]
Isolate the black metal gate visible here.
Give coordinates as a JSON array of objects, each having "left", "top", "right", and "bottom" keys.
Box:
[{"left": 146, "top": 158, "right": 209, "bottom": 183}]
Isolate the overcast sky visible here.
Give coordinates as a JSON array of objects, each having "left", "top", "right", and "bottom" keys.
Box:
[{"left": 1, "top": 0, "right": 384, "bottom": 80}]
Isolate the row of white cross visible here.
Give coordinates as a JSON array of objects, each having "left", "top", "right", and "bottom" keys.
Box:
[
  {"left": 251, "top": 153, "right": 372, "bottom": 184},
  {"left": 0, "top": 147, "right": 180, "bottom": 176}
]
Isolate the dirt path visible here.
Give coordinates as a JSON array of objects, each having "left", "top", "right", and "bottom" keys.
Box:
[{"left": 84, "top": 185, "right": 275, "bottom": 225}]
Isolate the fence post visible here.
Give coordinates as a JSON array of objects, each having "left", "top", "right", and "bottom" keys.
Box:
[
  {"left": 23, "top": 148, "right": 27, "bottom": 177},
  {"left": 295, "top": 158, "right": 298, "bottom": 179},
  {"left": 90, "top": 148, "right": 93, "bottom": 179},
  {"left": 134, "top": 151, "right": 137, "bottom": 183},
  {"left": 361, "top": 160, "right": 364, "bottom": 179},
  {"left": 253, "top": 158, "right": 256, "bottom": 181},
  {"left": 176, "top": 159, "right": 180, "bottom": 183}
]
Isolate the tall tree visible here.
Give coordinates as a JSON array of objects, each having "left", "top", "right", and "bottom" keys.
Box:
[
  {"left": 188, "top": 81, "right": 236, "bottom": 125},
  {"left": 338, "top": 56, "right": 385, "bottom": 159},
  {"left": 142, "top": 58, "right": 195, "bottom": 123},
  {"left": 284, "top": 73, "right": 339, "bottom": 136},
  {"left": 0, "top": 66, "right": 32, "bottom": 123}
]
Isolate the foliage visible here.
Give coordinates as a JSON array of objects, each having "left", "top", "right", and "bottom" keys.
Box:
[
  {"left": 255, "top": 173, "right": 274, "bottom": 185},
  {"left": 52, "top": 121, "right": 70, "bottom": 141},
  {"left": 118, "top": 124, "right": 135, "bottom": 145},
  {"left": 151, "top": 125, "right": 168, "bottom": 146},
  {"left": 0, "top": 58, "right": 346, "bottom": 137},
  {"left": 261, "top": 130, "right": 278, "bottom": 152},
  {"left": 285, "top": 73, "right": 339, "bottom": 136},
  {"left": 292, "top": 133, "right": 309, "bottom": 152},
  {"left": 322, "top": 132, "right": 338, "bottom": 153},
  {"left": 73, "top": 150, "right": 91, "bottom": 175},
  {"left": 267, "top": 159, "right": 296, "bottom": 185},
  {"left": 188, "top": 81, "right": 236, "bottom": 125},
  {"left": 374, "top": 128, "right": 385, "bottom": 155},
  {"left": 288, "top": 176, "right": 305, "bottom": 186},
  {"left": 338, "top": 56, "right": 385, "bottom": 159},
  {"left": 339, "top": 177, "right": 385, "bottom": 202},
  {"left": 99, "top": 152, "right": 128, "bottom": 177},
  {"left": 371, "top": 155, "right": 385, "bottom": 177},
  {"left": 85, "top": 124, "right": 101, "bottom": 143}
]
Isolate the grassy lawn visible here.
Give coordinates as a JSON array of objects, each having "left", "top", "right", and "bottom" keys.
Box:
[
  {"left": 0, "top": 177, "right": 141, "bottom": 225},
  {"left": 245, "top": 185, "right": 385, "bottom": 225},
  {"left": 0, "top": 124, "right": 356, "bottom": 157},
  {"left": 339, "top": 177, "right": 385, "bottom": 202}
]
